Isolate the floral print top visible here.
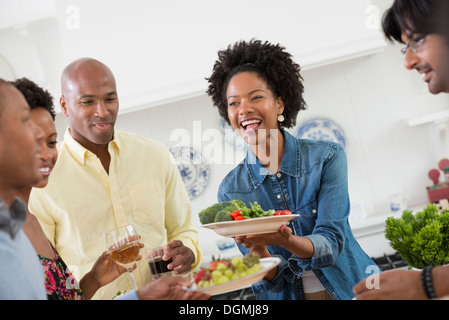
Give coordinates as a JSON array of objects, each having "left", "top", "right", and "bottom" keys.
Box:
[{"left": 38, "top": 242, "right": 84, "bottom": 300}]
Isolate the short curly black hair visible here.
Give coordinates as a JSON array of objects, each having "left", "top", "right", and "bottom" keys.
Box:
[
  {"left": 206, "top": 39, "right": 306, "bottom": 129},
  {"left": 11, "top": 77, "right": 55, "bottom": 121}
]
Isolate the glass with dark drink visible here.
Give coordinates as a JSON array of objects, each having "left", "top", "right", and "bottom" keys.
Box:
[{"left": 146, "top": 246, "right": 174, "bottom": 279}]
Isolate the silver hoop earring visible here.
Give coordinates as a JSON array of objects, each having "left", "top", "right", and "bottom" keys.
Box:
[{"left": 278, "top": 114, "right": 285, "bottom": 123}]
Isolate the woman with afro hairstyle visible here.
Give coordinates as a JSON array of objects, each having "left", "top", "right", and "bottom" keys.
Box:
[{"left": 207, "top": 39, "right": 376, "bottom": 300}]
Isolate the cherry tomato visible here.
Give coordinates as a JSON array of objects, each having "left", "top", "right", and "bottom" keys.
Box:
[
  {"left": 229, "top": 210, "right": 242, "bottom": 218},
  {"left": 274, "top": 210, "right": 292, "bottom": 216}
]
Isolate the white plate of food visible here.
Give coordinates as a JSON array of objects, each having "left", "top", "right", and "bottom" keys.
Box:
[
  {"left": 189, "top": 257, "right": 280, "bottom": 296},
  {"left": 201, "top": 214, "right": 299, "bottom": 237}
]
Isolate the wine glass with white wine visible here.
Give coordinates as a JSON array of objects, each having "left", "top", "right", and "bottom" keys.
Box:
[{"left": 104, "top": 224, "right": 140, "bottom": 290}]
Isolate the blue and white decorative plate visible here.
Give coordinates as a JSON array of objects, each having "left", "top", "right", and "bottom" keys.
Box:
[
  {"left": 170, "top": 146, "right": 210, "bottom": 200},
  {"left": 294, "top": 118, "right": 347, "bottom": 151},
  {"left": 220, "top": 119, "right": 247, "bottom": 151}
]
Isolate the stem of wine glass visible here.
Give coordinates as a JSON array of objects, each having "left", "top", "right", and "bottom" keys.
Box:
[{"left": 127, "top": 267, "right": 138, "bottom": 291}]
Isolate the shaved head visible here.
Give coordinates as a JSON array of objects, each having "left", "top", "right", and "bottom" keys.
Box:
[{"left": 61, "top": 58, "right": 116, "bottom": 98}]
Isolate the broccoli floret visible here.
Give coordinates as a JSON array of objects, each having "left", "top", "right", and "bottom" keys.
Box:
[
  {"left": 198, "top": 201, "right": 233, "bottom": 224},
  {"left": 198, "top": 208, "right": 217, "bottom": 224},
  {"left": 232, "top": 199, "right": 246, "bottom": 210},
  {"left": 214, "top": 207, "right": 234, "bottom": 222},
  {"left": 214, "top": 200, "right": 248, "bottom": 222},
  {"left": 199, "top": 200, "right": 248, "bottom": 224}
]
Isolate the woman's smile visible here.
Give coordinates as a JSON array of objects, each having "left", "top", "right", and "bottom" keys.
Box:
[{"left": 240, "top": 118, "right": 262, "bottom": 132}]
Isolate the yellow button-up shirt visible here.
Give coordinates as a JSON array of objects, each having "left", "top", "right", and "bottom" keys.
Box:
[{"left": 29, "top": 128, "right": 201, "bottom": 300}]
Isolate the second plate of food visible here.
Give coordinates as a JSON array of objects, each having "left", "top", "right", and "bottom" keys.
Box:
[{"left": 188, "top": 257, "right": 281, "bottom": 296}]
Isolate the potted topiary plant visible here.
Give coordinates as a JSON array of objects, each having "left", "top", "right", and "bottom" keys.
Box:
[{"left": 385, "top": 203, "right": 449, "bottom": 269}]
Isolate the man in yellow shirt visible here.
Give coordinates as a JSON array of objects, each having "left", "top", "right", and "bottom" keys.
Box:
[{"left": 29, "top": 58, "right": 201, "bottom": 300}]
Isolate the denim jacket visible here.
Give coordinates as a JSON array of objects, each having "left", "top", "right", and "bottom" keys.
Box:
[{"left": 217, "top": 130, "right": 378, "bottom": 300}]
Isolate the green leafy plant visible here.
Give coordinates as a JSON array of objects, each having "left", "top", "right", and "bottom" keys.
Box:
[{"left": 385, "top": 204, "right": 449, "bottom": 269}]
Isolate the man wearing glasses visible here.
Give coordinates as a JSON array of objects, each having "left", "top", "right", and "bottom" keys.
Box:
[
  {"left": 353, "top": 0, "right": 449, "bottom": 299},
  {"left": 391, "top": 1, "right": 449, "bottom": 96}
]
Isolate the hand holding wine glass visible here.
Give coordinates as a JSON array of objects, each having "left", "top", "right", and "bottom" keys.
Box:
[{"left": 104, "top": 224, "right": 141, "bottom": 290}]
